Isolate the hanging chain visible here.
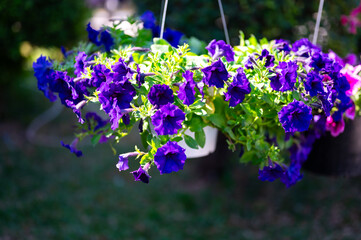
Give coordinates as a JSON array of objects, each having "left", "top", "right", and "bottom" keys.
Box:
[
  {"left": 160, "top": 0, "right": 169, "bottom": 39},
  {"left": 218, "top": 0, "right": 230, "bottom": 45},
  {"left": 313, "top": 0, "right": 325, "bottom": 45}
]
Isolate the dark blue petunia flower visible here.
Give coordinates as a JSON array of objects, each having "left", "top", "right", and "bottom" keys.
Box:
[
  {"left": 258, "top": 49, "right": 275, "bottom": 68},
  {"left": 86, "top": 22, "right": 114, "bottom": 52},
  {"left": 61, "top": 138, "right": 82, "bottom": 157},
  {"left": 151, "top": 103, "right": 185, "bottom": 135},
  {"left": 136, "top": 65, "right": 145, "bottom": 88},
  {"left": 258, "top": 162, "right": 285, "bottom": 182},
  {"left": 309, "top": 52, "right": 333, "bottom": 73},
  {"left": 202, "top": 59, "right": 230, "bottom": 88},
  {"left": 278, "top": 100, "right": 313, "bottom": 133},
  {"left": 206, "top": 39, "right": 235, "bottom": 62},
  {"left": 163, "top": 28, "right": 183, "bottom": 48},
  {"left": 178, "top": 71, "right": 196, "bottom": 106},
  {"left": 269, "top": 61, "right": 298, "bottom": 92},
  {"left": 100, "top": 31, "right": 114, "bottom": 52},
  {"left": 280, "top": 163, "right": 303, "bottom": 188},
  {"left": 154, "top": 141, "right": 187, "bottom": 174},
  {"left": 225, "top": 67, "right": 251, "bottom": 107},
  {"left": 87, "top": 23, "right": 101, "bottom": 46},
  {"left": 131, "top": 164, "right": 151, "bottom": 183},
  {"left": 140, "top": 10, "right": 156, "bottom": 29},
  {"left": 148, "top": 84, "right": 174, "bottom": 107},
  {"left": 318, "top": 88, "right": 334, "bottom": 117},
  {"left": 33, "top": 55, "right": 57, "bottom": 102},
  {"left": 74, "top": 52, "right": 88, "bottom": 77},
  {"left": 85, "top": 112, "right": 108, "bottom": 131},
  {"left": 304, "top": 71, "right": 325, "bottom": 97}
]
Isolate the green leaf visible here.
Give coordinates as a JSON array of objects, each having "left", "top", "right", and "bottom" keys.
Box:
[
  {"left": 184, "top": 135, "right": 199, "bottom": 149},
  {"left": 246, "top": 139, "right": 252, "bottom": 151},
  {"left": 240, "top": 151, "right": 258, "bottom": 163},
  {"left": 195, "top": 129, "right": 206, "bottom": 148},
  {"left": 140, "top": 131, "right": 149, "bottom": 149},
  {"left": 91, "top": 134, "right": 102, "bottom": 146}
]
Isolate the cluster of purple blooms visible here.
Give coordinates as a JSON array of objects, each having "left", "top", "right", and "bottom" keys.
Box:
[
  {"left": 33, "top": 18, "right": 358, "bottom": 187},
  {"left": 258, "top": 38, "right": 355, "bottom": 187}
]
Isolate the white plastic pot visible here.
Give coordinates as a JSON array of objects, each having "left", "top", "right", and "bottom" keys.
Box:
[{"left": 178, "top": 126, "right": 218, "bottom": 158}]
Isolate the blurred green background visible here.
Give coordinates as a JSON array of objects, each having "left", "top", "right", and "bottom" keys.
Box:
[{"left": 1, "top": 0, "right": 361, "bottom": 239}]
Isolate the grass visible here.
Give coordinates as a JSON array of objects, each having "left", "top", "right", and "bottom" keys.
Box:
[{"left": 1, "top": 72, "right": 361, "bottom": 239}]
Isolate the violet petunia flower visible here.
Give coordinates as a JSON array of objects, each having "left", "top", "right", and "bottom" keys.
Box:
[
  {"left": 131, "top": 163, "right": 151, "bottom": 184},
  {"left": 111, "top": 58, "right": 134, "bottom": 81},
  {"left": 258, "top": 49, "right": 275, "bottom": 68},
  {"left": 178, "top": 70, "right": 196, "bottom": 106},
  {"left": 61, "top": 138, "right": 82, "bottom": 157},
  {"left": 291, "top": 38, "right": 320, "bottom": 57},
  {"left": 274, "top": 39, "right": 291, "bottom": 53},
  {"left": 116, "top": 155, "right": 129, "bottom": 171},
  {"left": 154, "top": 141, "right": 187, "bottom": 174},
  {"left": 74, "top": 52, "right": 88, "bottom": 77},
  {"left": 202, "top": 59, "right": 230, "bottom": 88},
  {"left": 206, "top": 39, "right": 235, "bottom": 62},
  {"left": 98, "top": 80, "right": 136, "bottom": 130},
  {"left": 86, "top": 22, "right": 114, "bottom": 52},
  {"left": 278, "top": 100, "right": 313, "bottom": 133},
  {"left": 225, "top": 67, "right": 251, "bottom": 107},
  {"left": 151, "top": 103, "right": 185, "bottom": 135},
  {"left": 90, "top": 64, "right": 111, "bottom": 88},
  {"left": 269, "top": 61, "right": 298, "bottom": 92},
  {"left": 148, "top": 84, "right": 174, "bottom": 107}
]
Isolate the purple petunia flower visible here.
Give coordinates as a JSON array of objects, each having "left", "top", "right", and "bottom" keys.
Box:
[
  {"left": 225, "top": 67, "right": 251, "bottom": 107},
  {"left": 292, "top": 38, "right": 321, "bottom": 57},
  {"left": 33, "top": 55, "right": 57, "bottom": 102},
  {"left": 116, "top": 155, "right": 129, "bottom": 171},
  {"left": 202, "top": 59, "right": 230, "bottom": 88},
  {"left": 131, "top": 163, "right": 151, "bottom": 183},
  {"left": 258, "top": 49, "right": 275, "bottom": 68},
  {"left": 151, "top": 103, "right": 185, "bottom": 135},
  {"left": 258, "top": 162, "right": 285, "bottom": 182},
  {"left": 304, "top": 71, "right": 325, "bottom": 97},
  {"left": 136, "top": 65, "right": 145, "bottom": 88},
  {"left": 154, "top": 141, "right": 187, "bottom": 174},
  {"left": 111, "top": 58, "right": 134, "bottom": 81},
  {"left": 74, "top": 52, "right": 88, "bottom": 77},
  {"left": 319, "top": 87, "right": 334, "bottom": 117},
  {"left": 148, "top": 84, "right": 174, "bottom": 107},
  {"left": 269, "top": 61, "right": 298, "bottom": 92},
  {"left": 206, "top": 39, "right": 235, "bottom": 62},
  {"left": 61, "top": 138, "right": 82, "bottom": 157},
  {"left": 178, "top": 71, "right": 196, "bottom": 106},
  {"left": 274, "top": 39, "right": 291, "bottom": 53},
  {"left": 90, "top": 64, "right": 111, "bottom": 88},
  {"left": 278, "top": 100, "right": 313, "bottom": 133},
  {"left": 98, "top": 80, "right": 136, "bottom": 130},
  {"left": 280, "top": 163, "right": 303, "bottom": 188}
]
